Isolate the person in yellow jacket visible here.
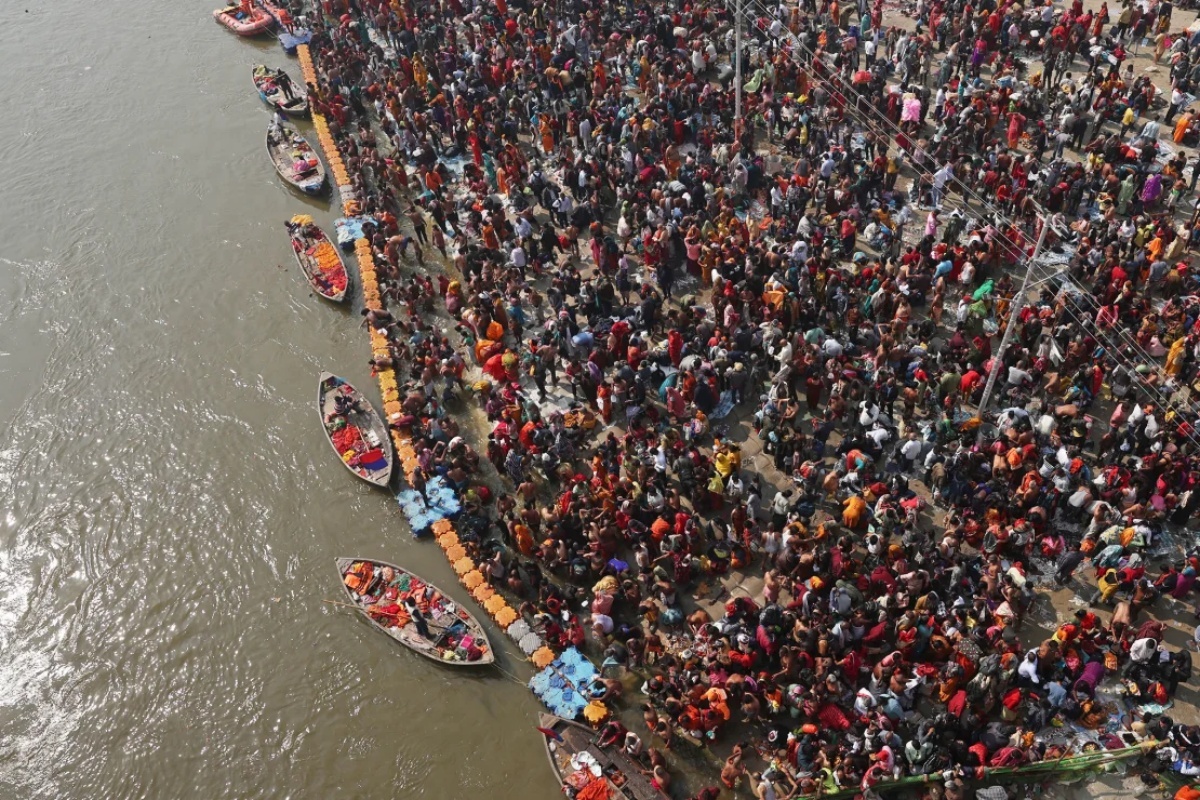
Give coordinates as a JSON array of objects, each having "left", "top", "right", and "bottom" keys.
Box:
[
  {"left": 842, "top": 495, "right": 868, "bottom": 529},
  {"left": 1093, "top": 568, "right": 1120, "bottom": 605},
  {"left": 1166, "top": 336, "right": 1188, "bottom": 377},
  {"left": 1121, "top": 106, "right": 1138, "bottom": 138}
]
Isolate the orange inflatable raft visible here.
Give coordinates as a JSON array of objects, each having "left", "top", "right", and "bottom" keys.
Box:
[
  {"left": 212, "top": 3, "right": 274, "bottom": 36},
  {"left": 255, "top": 0, "right": 292, "bottom": 27}
]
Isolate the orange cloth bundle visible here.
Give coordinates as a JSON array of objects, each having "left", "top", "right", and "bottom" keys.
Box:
[{"left": 575, "top": 779, "right": 612, "bottom": 800}]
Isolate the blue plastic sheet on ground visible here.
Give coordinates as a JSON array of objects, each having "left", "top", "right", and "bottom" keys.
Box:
[
  {"left": 335, "top": 216, "right": 377, "bottom": 250},
  {"left": 710, "top": 390, "right": 736, "bottom": 420}
]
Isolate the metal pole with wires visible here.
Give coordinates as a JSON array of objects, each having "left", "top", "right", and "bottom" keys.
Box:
[{"left": 975, "top": 217, "right": 1051, "bottom": 445}]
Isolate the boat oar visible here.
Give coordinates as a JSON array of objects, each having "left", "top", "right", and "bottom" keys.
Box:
[{"left": 324, "top": 598, "right": 364, "bottom": 611}]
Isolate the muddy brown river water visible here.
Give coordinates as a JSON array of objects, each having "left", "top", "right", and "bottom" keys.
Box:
[{"left": 0, "top": 4, "right": 557, "bottom": 798}]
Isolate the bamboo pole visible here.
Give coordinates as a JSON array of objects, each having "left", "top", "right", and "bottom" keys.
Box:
[{"left": 791, "top": 743, "right": 1156, "bottom": 800}]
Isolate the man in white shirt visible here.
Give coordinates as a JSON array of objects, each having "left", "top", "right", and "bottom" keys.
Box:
[
  {"left": 510, "top": 243, "right": 527, "bottom": 270},
  {"left": 958, "top": 260, "right": 975, "bottom": 285},
  {"left": 1018, "top": 650, "right": 1041, "bottom": 685},
  {"left": 867, "top": 425, "right": 893, "bottom": 449},
  {"left": 771, "top": 489, "right": 792, "bottom": 523},
  {"left": 859, "top": 401, "right": 881, "bottom": 427},
  {"left": 515, "top": 215, "right": 533, "bottom": 240},
  {"left": 932, "top": 163, "right": 954, "bottom": 209},
  {"left": 1006, "top": 362, "right": 1033, "bottom": 387},
  {"left": 790, "top": 238, "right": 808, "bottom": 263},
  {"left": 578, "top": 115, "right": 593, "bottom": 151},
  {"left": 899, "top": 433, "right": 923, "bottom": 471},
  {"left": 1128, "top": 637, "right": 1159, "bottom": 670},
  {"left": 1165, "top": 87, "right": 1187, "bottom": 125},
  {"left": 554, "top": 193, "right": 573, "bottom": 226}
]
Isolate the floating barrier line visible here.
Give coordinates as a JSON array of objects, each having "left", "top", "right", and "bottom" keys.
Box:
[{"left": 298, "top": 45, "right": 596, "bottom": 705}]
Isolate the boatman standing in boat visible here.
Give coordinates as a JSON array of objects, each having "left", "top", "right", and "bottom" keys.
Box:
[
  {"left": 403, "top": 597, "right": 432, "bottom": 639},
  {"left": 275, "top": 69, "right": 297, "bottom": 102}
]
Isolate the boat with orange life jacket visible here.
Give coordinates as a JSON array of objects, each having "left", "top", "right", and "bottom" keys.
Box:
[{"left": 336, "top": 558, "right": 495, "bottom": 666}]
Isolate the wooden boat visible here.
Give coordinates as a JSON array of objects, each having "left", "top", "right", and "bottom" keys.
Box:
[
  {"left": 336, "top": 558, "right": 495, "bottom": 666},
  {"left": 252, "top": 65, "right": 309, "bottom": 117},
  {"left": 317, "top": 373, "right": 392, "bottom": 487},
  {"left": 286, "top": 216, "right": 347, "bottom": 301},
  {"left": 539, "top": 713, "right": 667, "bottom": 800},
  {"left": 266, "top": 118, "right": 326, "bottom": 196},
  {"left": 213, "top": 3, "right": 274, "bottom": 35}
]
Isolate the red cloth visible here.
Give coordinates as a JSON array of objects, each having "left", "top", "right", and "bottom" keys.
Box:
[
  {"left": 331, "top": 425, "right": 362, "bottom": 452},
  {"left": 817, "top": 703, "right": 851, "bottom": 731},
  {"left": 576, "top": 779, "right": 611, "bottom": 800}
]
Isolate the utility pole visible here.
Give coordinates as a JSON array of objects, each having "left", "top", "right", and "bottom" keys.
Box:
[
  {"left": 734, "top": 0, "right": 742, "bottom": 138},
  {"left": 974, "top": 217, "right": 1050, "bottom": 445}
]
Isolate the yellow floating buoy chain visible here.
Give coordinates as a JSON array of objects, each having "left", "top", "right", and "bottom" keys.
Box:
[{"left": 303, "top": 43, "right": 592, "bottom": 714}]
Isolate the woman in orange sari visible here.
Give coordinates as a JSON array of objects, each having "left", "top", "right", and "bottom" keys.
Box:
[
  {"left": 412, "top": 53, "right": 428, "bottom": 92},
  {"left": 638, "top": 54, "right": 651, "bottom": 93},
  {"left": 1174, "top": 111, "right": 1194, "bottom": 143},
  {"left": 539, "top": 115, "right": 555, "bottom": 155},
  {"left": 597, "top": 382, "right": 612, "bottom": 424}
]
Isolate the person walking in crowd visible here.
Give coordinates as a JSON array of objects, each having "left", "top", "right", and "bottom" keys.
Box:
[{"left": 296, "top": 0, "right": 1200, "bottom": 792}]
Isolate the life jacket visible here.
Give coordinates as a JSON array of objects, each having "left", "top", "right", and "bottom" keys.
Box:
[{"left": 344, "top": 561, "right": 373, "bottom": 593}]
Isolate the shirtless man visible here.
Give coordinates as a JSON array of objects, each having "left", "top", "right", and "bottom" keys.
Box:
[{"left": 721, "top": 743, "right": 747, "bottom": 789}]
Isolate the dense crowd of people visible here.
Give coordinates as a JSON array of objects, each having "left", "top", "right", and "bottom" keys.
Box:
[{"left": 297, "top": 0, "right": 1200, "bottom": 794}]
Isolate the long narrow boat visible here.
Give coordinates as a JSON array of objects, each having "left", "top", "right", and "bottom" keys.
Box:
[
  {"left": 266, "top": 117, "right": 326, "bottom": 195},
  {"left": 317, "top": 373, "right": 392, "bottom": 487},
  {"left": 286, "top": 216, "right": 347, "bottom": 302},
  {"left": 213, "top": 4, "right": 274, "bottom": 35},
  {"left": 336, "top": 558, "right": 495, "bottom": 666},
  {"left": 539, "top": 713, "right": 667, "bottom": 800},
  {"left": 252, "top": 65, "right": 309, "bottom": 117}
]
